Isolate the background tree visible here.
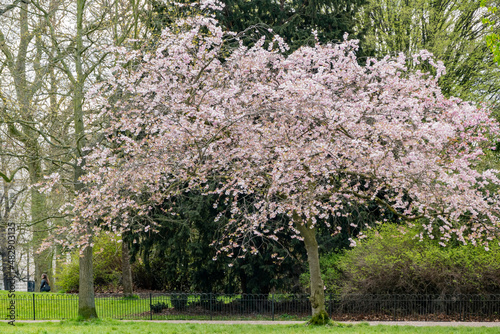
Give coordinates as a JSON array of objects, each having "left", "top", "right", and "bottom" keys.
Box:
[
  {"left": 0, "top": 151, "right": 26, "bottom": 289},
  {"left": 0, "top": 0, "right": 155, "bottom": 315},
  {"left": 482, "top": 0, "right": 500, "bottom": 65},
  {"left": 146, "top": 0, "right": 368, "bottom": 53},
  {"left": 357, "top": 0, "right": 500, "bottom": 104},
  {"left": 218, "top": 0, "right": 368, "bottom": 52},
  {"left": 0, "top": 0, "right": 57, "bottom": 291},
  {"left": 128, "top": 190, "right": 307, "bottom": 294},
  {"left": 30, "top": 0, "right": 154, "bottom": 318}
]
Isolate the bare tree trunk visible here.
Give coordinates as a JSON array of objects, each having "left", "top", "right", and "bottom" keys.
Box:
[
  {"left": 121, "top": 241, "right": 133, "bottom": 296},
  {"left": 295, "top": 222, "right": 329, "bottom": 324},
  {"left": 7, "top": 1, "right": 52, "bottom": 292}
]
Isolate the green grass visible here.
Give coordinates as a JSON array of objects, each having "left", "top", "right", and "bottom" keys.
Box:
[
  {"left": 0, "top": 320, "right": 499, "bottom": 334},
  {"left": 0, "top": 291, "right": 152, "bottom": 320},
  {"left": 0, "top": 291, "right": 310, "bottom": 321}
]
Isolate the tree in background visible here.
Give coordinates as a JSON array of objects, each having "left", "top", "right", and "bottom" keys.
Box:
[
  {"left": 218, "top": 0, "right": 367, "bottom": 52},
  {"left": 128, "top": 189, "right": 307, "bottom": 294},
  {"left": 146, "top": 0, "right": 368, "bottom": 52},
  {"left": 0, "top": 0, "right": 57, "bottom": 292},
  {"left": 70, "top": 1, "right": 500, "bottom": 322},
  {"left": 357, "top": 0, "right": 500, "bottom": 104},
  {"left": 0, "top": 0, "right": 159, "bottom": 317},
  {"left": 28, "top": 0, "right": 154, "bottom": 318},
  {"left": 482, "top": 0, "right": 499, "bottom": 65}
]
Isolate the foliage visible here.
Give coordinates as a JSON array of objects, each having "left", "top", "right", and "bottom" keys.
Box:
[
  {"left": 129, "top": 190, "right": 307, "bottom": 294},
  {"left": 56, "top": 234, "right": 122, "bottom": 293},
  {"left": 145, "top": 0, "right": 368, "bottom": 53},
  {"left": 358, "top": 0, "right": 500, "bottom": 104},
  {"left": 482, "top": 1, "right": 500, "bottom": 65},
  {"left": 150, "top": 301, "right": 168, "bottom": 313},
  {"left": 300, "top": 251, "right": 344, "bottom": 295},
  {"left": 218, "top": 0, "right": 368, "bottom": 53},
  {"left": 70, "top": 0, "right": 500, "bottom": 317},
  {"left": 333, "top": 224, "right": 500, "bottom": 295}
]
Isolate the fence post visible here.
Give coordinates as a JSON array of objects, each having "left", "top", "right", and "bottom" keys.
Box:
[
  {"left": 33, "top": 293, "right": 35, "bottom": 320},
  {"left": 150, "top": 293, "right": 152, "bottom": 321},
  {"left": 210, "top": 293, "right": 213, "bottom": 321},
  {"left": 272, "top": 294, "right": 275, "bottom": 321},
  {"left": 393, "top": 295, "right": 396, "bottom": 321}
]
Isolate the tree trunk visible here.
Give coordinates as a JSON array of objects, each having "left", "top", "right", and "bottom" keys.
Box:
[
  {"left": 121, "top": 241, "right": 133, "bottom": 296},
  {"left": 295, "top": 221, "right": 329, "bottom": 324},
  {"left": 74, "top": 0, "right": 97, "bottom": 319},
  {"left": 78, "top": 244, "right": 97, "bottom": 318}
]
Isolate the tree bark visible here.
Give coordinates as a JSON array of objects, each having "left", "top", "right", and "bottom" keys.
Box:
[
  {"left": 78, "top": 244, "right": 97, "bottom": 318},
  {"left": 294, "top": 221, "right": 329, "bottom": 323},
  {"left": 121, "top": 241, "right": 133, "bottom": 296}
]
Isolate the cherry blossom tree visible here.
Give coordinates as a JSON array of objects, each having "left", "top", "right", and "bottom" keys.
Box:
[{"left": 69, "top": 2, "right": 500, "bottom": 322}]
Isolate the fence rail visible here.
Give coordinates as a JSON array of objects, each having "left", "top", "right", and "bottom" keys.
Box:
[{"left": 1, "top": 293, "right": 499, "bottom": 321}]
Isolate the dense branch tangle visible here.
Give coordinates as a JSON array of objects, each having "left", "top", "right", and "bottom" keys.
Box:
[{"left": 71, "top": 8, "right": 500, "bottom": 321}]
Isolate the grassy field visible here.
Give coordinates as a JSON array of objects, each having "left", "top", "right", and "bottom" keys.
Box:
[{"left": 0, "top": 320, "right": 499, "bottom": 334}]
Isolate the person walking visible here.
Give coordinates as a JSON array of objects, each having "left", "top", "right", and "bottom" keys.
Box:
[{"left": 40, "top": 273, "right": 51, "bottom": 292}]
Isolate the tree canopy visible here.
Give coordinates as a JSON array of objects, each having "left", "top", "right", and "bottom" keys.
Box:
[
  {"left": 357, "top": 0, "right": 500, "bottom": 103},
  {"left": 65, "top": 2, "right": 500, "bottom": 319}
]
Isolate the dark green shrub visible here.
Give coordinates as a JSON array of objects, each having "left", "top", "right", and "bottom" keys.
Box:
[
  {"left": 170, "top": 294, "right": 188, "bottom": 310},
  {"left": 150, "top": 302, "right": 168, "bottom": 313}
]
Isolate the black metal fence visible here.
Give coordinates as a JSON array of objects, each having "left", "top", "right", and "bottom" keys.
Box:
[{"left": 1, "top": 293, "right": 499, "bottom": 321}]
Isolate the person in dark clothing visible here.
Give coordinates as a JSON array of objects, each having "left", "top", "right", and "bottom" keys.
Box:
[{"left": 40, "top": 273, "right": 51, "bottom": 292}]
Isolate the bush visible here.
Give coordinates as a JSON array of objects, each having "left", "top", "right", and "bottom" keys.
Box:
[
  {"left": 321, "top": 224, "right": 500, "bottom": 295},
  {"left": 150, "top": 302, "right": 168, "bottom": 313},
  {"left": 56, "top": 234, "right": 122, "bottom": 292},
  {"left": 300, "top": 251, "right": 344, "bottom": 294},
  {"left": 170, "top": 294, "right": 188, "bottom": 310}
]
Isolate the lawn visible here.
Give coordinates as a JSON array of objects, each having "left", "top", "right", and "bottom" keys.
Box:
[
  {"left": 0, "top": 291, "right": 152, "bottom": 320},
  {"left": 0, "top": 291, "right": 310, "bottom": 321},
  {"left": 0, "top": 320, "right": 499, "bottom": 334}
]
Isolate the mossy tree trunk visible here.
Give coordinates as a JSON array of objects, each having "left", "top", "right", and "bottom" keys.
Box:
[{"left": 294, "top": 220, "right": 330, "bottom": 324}]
